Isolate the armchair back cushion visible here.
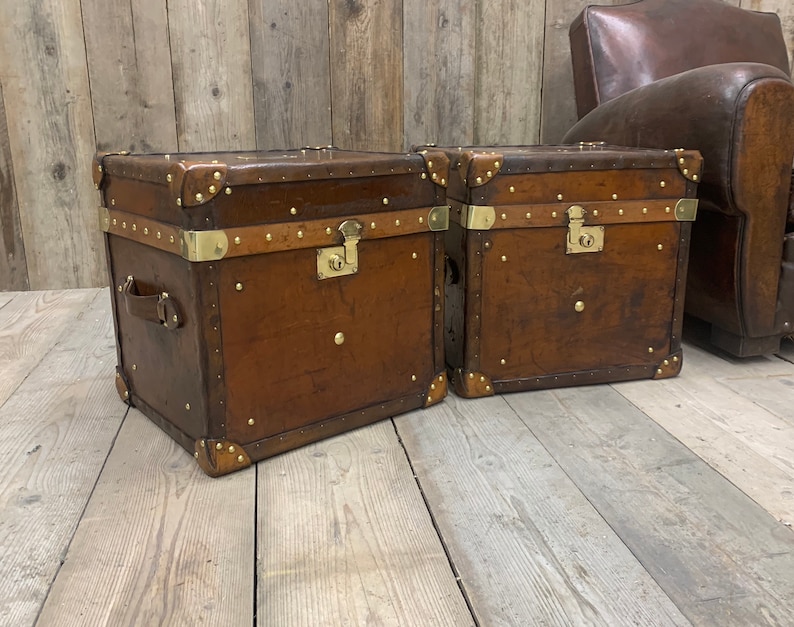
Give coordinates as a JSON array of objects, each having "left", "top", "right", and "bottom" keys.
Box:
[{"left": 571, "top": 0, "right": 791, "bottom": 118}]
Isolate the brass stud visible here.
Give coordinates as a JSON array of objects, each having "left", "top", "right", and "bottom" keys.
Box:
[
  {"left": 411, "top": 375, "right": 417, "bottom": 381},
  {"left": 692, "top": 174, "right": 699, "bottom": 181},
  {"left": 235, "top": 282, "right": 243, "bottom": 291},
  {"left": 112, "top": 218, "right": 117, "bottom": 226},
  {"left": 683, "top": 168, "right": 689, "bottom": 176},
  {"left": 612, "top": 193, "right": 618, "bottom": 200},
  {"left": 248, "top": 418, "right": 255, "bottom": 426},
  {"left": 111, "top": 198, "right": 116, "bottom": 206},
  {"left": 660, "top": 181, "right": 666, "bottom": 188},
  {"left": 234, "top": 236, "right": 241, "bottom": 245},
  {"left": 132, "top": 364, "right": 137, "bottom": 371},
  {"left": 169, "top": 235, "right": 175, "bottom": 243},
  {"left": 551, "top": 211, "right": 557, "bottom": 218},
  {"left": 225, "top": 187, "right": 232, "bottom": 195},
  {"left": 664, "top": 359, "right": 670, "bottom": 366},
  {"left": 143, "top": 227, "right": 149, "bottom": 235},
  {"left": 228, "top": 445, "right": 235, "bottom": 453},
  {"left": 200, "top": 440, "right": 206, "bottom": 448},
  {"left": 237, "top": 455, "right": 244, "bottom": 463},
  {"left": 395, "top": 219, "right": 401, "bottom": 226},
  {"left": 172, "top": 314, "right": 178, "bottom": 323},
  {"left": 476, "top": 176, "right": 483, "bottom": 184},
  {"left": 382, "top": 197, "right": 389, "bottom": 205},
  {"left": 441, "top": 178, "right": 446, "bottom": 185},
  {"left": 501, "top": 213, "right": 507, "bottom": 220},
  {"left": 156, "top": 231, "right": 162, "bottom": 239},
  {"left": 334, "top": 332, "right": 345, "bottom": 345},
  {"left": 618, "top": 209, "right": 624, "bottom": 216},
  {"left": 439, "top": 375, "right": 444, "bottom": 382},
  {"left": 665, "top": 206, "right": 671, "bottom": 213},
  {"left": 176, "top": 197, "right": 182, "bottom": 206},
  {"left": 509, "top": 186, "right": 515, "bottom": 193},
  {"left": 122, "top": 391, "right": 129, "bottom": 399},
  {"left": 480, "top": 376, "right": 485, "bottom": 382},
  {"left": 185, "top": 403, "right": 191, "bottom": 411},
  {"left": 427, "top": 396, "right": 433, "bottom": 403},
  {"left": 211, "top": 171, "right": 221, "bottom": 181},
  {"left": 485, "top": 385, "right": 491, "bottom": 392},
  {"left": 574, "top": 300, "right": 585, "bottom": 313},
  {"left": 370, "top": 222, "right": 376, "bottom": 229},
  {"left": 484, "top": 241, "right": 491, "bottom": 249},
  {"left": 657, "top": 368, "right": 663, "bottom": 375},
  {"left": 208, "top": 185, "right": 216, "bottom": 194},
  {"left": 117, "top": 285, "right": 122, "bottom": 292},
  {"left": 412, "top": 252, "right": 417, "bottom": 259},
  {"left": 325, "top": 227, "right": 332, "bottom": 235},
  {"left": 648, "top": 347, "right": 654, "bottom": 353},
  {"left": 418, "top": 217, "right": 424, "bottom": 224},
  {"left": 592, "top": 210, "right": 598, "bottom": 217},
  {"left": 642, "top": 207, "right": 648, "bottom": 214},
  {"left": 290, "top": 207, "right": 297, "bottom": 215},
  {"left": 297, "top": 230, "right": 304, "bottom": 239},
  {"left": 657, "top": 244, "right": 664, "bottom": 251},
  {"left": 500, "top": 359, "right": 506, "bottom": 365},
  {"left": 494, "top": 161, "right": 500, "bottom": 168},
  {"left": 266, "top": 233, "right": 272, "bottom": 241},
  {"left": 421, "top": 173, "right": 427, "bottom": 180},
  {"left": 166, "top": 173, "right": 173, "bottom": 182},
  {"left": 431, "top": 383, "right": 436, "bottom": 391},
  {"left": 132, "top": 223, "right": 137, "bottom": 231},
  {"left": 195, "top": 193, "right": 204, "bottom": 202},
  {"left": 525, "top": 212, "right": 531, "bottom": 219},
  {"left": 468, "top": 373, "right": 474, "bottom": 379},
  {"left": 215, "top": 442, "right": 223, "bottom": 450},
  {"left": 432, "top": 172, "right": 438, "bottom": 181},
  {"left": 486, "top": 170, "right": 493, "bottom": 178},
  {"left": 194, "top": 451, "right": 199, "bottom": 459},
  {"left": 673, "top": 356, "right": 679, "bottom": 363},
  {"left": 427, "top": 160, "right": 433, "bottom": 167},
  {"left": 679, "top": 157, "right": 685, "bottom": 165},
  {"left": 98, "top": 165, "right": 103, "bottom": 172},
  {"left": 557, "top": 194, "right": 563, "bottom": 201},
  {"left": 501, "top": 255, "right": 507, "bottom": 262}
]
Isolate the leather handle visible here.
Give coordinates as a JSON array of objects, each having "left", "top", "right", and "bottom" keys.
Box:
[{"left": 121, "top": 276, "right": 182, "bottom": 330}]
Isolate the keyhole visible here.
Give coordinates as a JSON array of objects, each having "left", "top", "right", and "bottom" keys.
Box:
[{"left": 329, "top": 254, "right": 345, "bottom": 271}]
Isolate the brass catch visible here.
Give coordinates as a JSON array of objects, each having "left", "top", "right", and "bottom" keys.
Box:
[
  {"left": 317, "top": 219, "right": 363, "bottom": 280},
  {"left": 566, "top": 205, "right": 604, "bottom": 254}
]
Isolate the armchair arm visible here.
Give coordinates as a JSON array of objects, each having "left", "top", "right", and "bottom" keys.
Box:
[{"left": 564, "top": 62, "right": 794, "bottom": 339}]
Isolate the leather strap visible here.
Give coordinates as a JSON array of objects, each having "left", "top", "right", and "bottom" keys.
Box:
[{"left": 121, "top": 276, "right": 182, "bottom": 330}]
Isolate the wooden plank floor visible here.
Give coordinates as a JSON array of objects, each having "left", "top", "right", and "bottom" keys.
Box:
[{"left": 1, "top": 289, "right": 793, "bottom": 626}]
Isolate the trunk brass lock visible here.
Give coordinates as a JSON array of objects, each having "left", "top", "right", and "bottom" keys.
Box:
[
  {"left": 317, "top": 219, "right": 363, "bottom": 280},
  {"left": 566, "top": 205, "right": 604, "bottom": 254}
]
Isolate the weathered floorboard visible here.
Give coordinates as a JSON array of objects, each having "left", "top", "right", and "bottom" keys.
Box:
[
  {"left": 0, "top": 84, "right": 28, "bottom": 291},
  {"left": 250, "top": 0, "right": 333, "bottom": 149},
  {"left": 395, "top": 395, "right": 689, "bottom": 626},
  {"left": 257, "top": 420, "right": 473, "bottom": 627},
  {"left": 509, "top": 386, "right": 794, "bottom": 626},
  {"left": 167, "top": 0, "right": 256, "bottom": 151},
  {"left": 329, "top": 0, "right": 404, "bottom": 151},
  {"left": 82, "top": 0, "right": 178, "bottom": 153},
  {"left": 0, "top": 290, "right": 126, "bottom": 625},
  {"left": 0, "top": 291, "right": 16, "bottom": 309},
  {"left": 36, "top": 409, "right": 255, "bottom": 626},
  {"left": 0, "top": 289, "right": 99, "bottom": 407},
  {"left": 403, "top": 0, "right": 476, "bottom": 148}
]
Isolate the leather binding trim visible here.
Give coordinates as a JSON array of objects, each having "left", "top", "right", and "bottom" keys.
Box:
[
  {"left": 673, "top": 149, "right": 704, "bottom": 182},
  {"left": 424, "top": 371, "right": 448, "bottom": 406},
  {"left": 100, "top": 205, "right": 448, "bottom": 261},
  {"left": 416, "top": 148, "right": 451, "bottom": 188},
  {"left": 459, "top": 151, "right": 505, "bottom": 187},
  {"left": 653, "top": 350, "right": 683, "bottom": 379},
  {"left": 452, "top": 369, "right": 494, "bottom": 398},
  {"left": 195, "top": 439, "right": 252, "bottom": 477},
  {"left": 114, "top": 366, "right": 131, "bottom": 404},
  {"left": 168, "top": 161, "right": 229, "bottom": 207},
  {"left": 93, "top": 151, "right": 131, "bottom": 190}
]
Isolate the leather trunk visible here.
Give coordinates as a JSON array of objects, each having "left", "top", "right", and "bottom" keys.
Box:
[
  {"left": 94, "top": 148, "right": 449, "bottom": 476},
  {"left": 429, "top": 144, "right": 702, "bottom": 398}
]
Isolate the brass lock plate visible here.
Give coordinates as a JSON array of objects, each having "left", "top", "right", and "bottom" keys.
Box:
[
  {"left": 566, "top": 205, "right": 604, "bottom": 254},
  {"left": 317, "top": 245, "right": 358, "bottom": 279}
]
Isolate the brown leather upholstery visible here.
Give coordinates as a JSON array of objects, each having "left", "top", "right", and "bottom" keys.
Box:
[{"left": 563, "top": 0, "right": 794, "bottom": 356}]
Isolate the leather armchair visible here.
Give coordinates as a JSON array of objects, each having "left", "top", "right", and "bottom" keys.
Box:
[{"left": 562, "top": 0, "right": 794, "bottom": 357}]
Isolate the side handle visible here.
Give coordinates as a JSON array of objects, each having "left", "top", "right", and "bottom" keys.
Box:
[{"left": 121, "top": 276, "right": 182, "bottom": 330}]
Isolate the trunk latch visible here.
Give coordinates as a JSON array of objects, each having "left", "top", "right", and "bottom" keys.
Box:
[
  {"left": 317, "top": 219, "right": 363, "bottom": 280},
  {"left": 566, "top": 205, "right": 604, "bottom": 254}
]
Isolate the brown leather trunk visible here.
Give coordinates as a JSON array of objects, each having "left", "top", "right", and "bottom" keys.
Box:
[
  {"left": 94, "top": 148, "right": 449, "bottom": 476},
  {"left": 429, "top": 144, "right": 702, "bottom": 398}
]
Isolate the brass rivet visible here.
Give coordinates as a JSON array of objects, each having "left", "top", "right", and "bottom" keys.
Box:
[
  {"left": 112, "top": 218, "right": 117, "bottom": 226},
  {"left": 551, "top": 211, "right": 557, "bottom": 218},
  {"left": 501, "top": 213, "right": 507, "bottom": 220},
  {"left": 418, "top": 217, "right": 424, "bottom": 224},
  {"left": 213, "top": 171, "right": 222, "bottom": 181},
  {"left": 290, "top": 207, "right": 297, "bottom": 215},
  {"left": 195, "top": 193, "right": 204, "bottom": 202},
  {"left": 265, "top": 233, "right": 273, "bottom": 242},
  {"left": 427, "top": 160, "right": 433, "bottom": 168},
  {"left": 169, "top": 235, "right": 175, "bottom": 243},
  {"left": 122, "top": 221, "right": 127, "bottom": 229},
  {"left": 468, "top": 373, "right": 474, "bottom": 379},
  {"left": 382, "top": 197, "right": 389, "bottom": 205},
  {"left": 111, "top": 198, "right": 116, "bottom": 206},
  {"left": 574, "top": 301, "right": 585, "bottom": 312},
  {"left": 494, "top": 161, "right": 500, "bottom": 168},
  {"left": 297, "top": 230, "right": 304, "bottom": 239},
  {"left": 131, "top": 223, "right": 137, "bottom": 231},
  {"left": 500, "top": 359, "right": 506, "bottom": 365},
  {"left": 480, "top": 376, "right": 485, "bottom": 382},
  {"left": 664, "top": 359, "right": 670, "bottom": 366},
  {"left": 592, "top": 210, "right": 598, "bottom": 217},
  {"left": 225, "top": 187, "right": 232, "bottom": 195},
  {"left": 618, "top": 209, "right": 624, "bottom": 216},
  {"left": 166, "top": 173, "right": 173, "bottom": 182},
  {"left": 235, "top": 282, "right": 243, "bottom": 291},
  {"left": 185, "top": 403, "right": 191, "bottom": 410},
  {"left": 370, "top": 222, "right": 376, "bottom": 230},
  {"left": 334, "top": 332, "right": 345, "bottom": 345},
  {"left": 248, "top": 418, "right": 255, "bottom": 426},
  {"left": 557, "top": 194, "right": 563, "bottom": 201},
  {"left": 431, "top": 383, "right": 436, "bottom": 390},
  {"left": 486, "top": 170, "right": 493, "bottom": 178},
  {"left": 439, "top": 375, "right": 444, "bottom": 382},
  {"left": 200, "top": 440, "right": 206, "bottom": 448},
  {"left": 132, "top": 364, "right": 137, "bottom": 370},
  {"left": 208, "top": 185, "right": 216, "bottom": 194},
  {"left": 484, "top": 241, "right": 491, "bottom": 249},
  {"left": 657, "top": 368, "right": 663, "bottom": 375},
  {"left": 421, "top": 173, "right": 427, "bottom": 180},
  {"left": 509, "top": 186, "right": 516, "bottom": 193},
  {"left": 117, "top": 285, "right": 122, "bottom": 292},
  {"left": 234, "top": 236, "right": 241, "bottom": 245},
  {"left": 228, "top": 445, "right": 235, "bottom": 453},
  {"left": 237, "top": 455, "right": 244, "bottom": 463},
  {"left": 172, "top": 314, "right": 178, "bottom": 323},
  {"left": 395, "top": 219, "right": 401, "bottom": 226},
  {"left": 485, "top": 385, "right": 491, "bottom": 392},
  {"left": 679, "top": 157, "right": 685, "bottom": 165},
  {"left": 176, "top": 197, "right": 182, "bottom": 206},
  {"left": 156, "top": 231, "right": 162, "bottom": 239},
  {"left": 432, "top": 172, "right": 438, "bottom": 181},
  {"left": 98, "top": 165, "right": 103, "bottom": 172},
  {"left": 692, "top": 174, "right": 699, "bottom": 181},
  {"left": 412, "top": 252, "right": 417, "bottom": 259},
  {"left": 123, "top": 391, "right": 129, "bottom": 399},
  {"left": 411, "top": 375, "right": 417, "bottom": 381},
  {"left": 612, "top": 193, "right": 618, "bottom": 200},
  {"left": 501, "top": 255, "right": 507, "bottom": 262},
  {"left": 642, "top": 207, "right": 648, "bottom": 214},
  {"left": 660, "top": 181, "right": 666, "bottom": 188},
  {"left": 215, "top": 442, "right": 223, "bottom": 450},
  {"left": 525, "top": 212, "right": 531, "bottom": 219},
  {"left": 657, "top": 244, "right": 664, "bottom": 251},
  {"left": 325, "top": 227, "right": 332, "bottom": 235},
  {"left": 194, "top": 451, "right": 199, "bottom": 459},
  {"left": 476, "top": 176, "right": 483, "bottom": 184},
  {"left": 673, "top": 356, "right": 679, "bottom": 363},
  {"left": 665, "top": 206, "right": 671, "bottom": 213},
  {"left": 648, "top": 347, "right": 654, "bottom": 353},
  {"left": 427, "top": 396, "right": 433, "bottom": 403},
  {"left": 441, "top": 178, "right": 446, "bottom": 185},
  {"left": 143, "top": 227, "right": 149, "bottom": 235},
  {"left": 683, "top": 168, "right": 689, "bottom": 176}
]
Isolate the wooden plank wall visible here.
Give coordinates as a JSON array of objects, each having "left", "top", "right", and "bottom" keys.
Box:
[{"left": 0, "top": 0, "right": 791, "bottom": 290}]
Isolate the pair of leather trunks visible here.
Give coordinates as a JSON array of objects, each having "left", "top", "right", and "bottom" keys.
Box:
[
  {"left": 96, "top": 144, "right": 701, "bottom": 476},
  {"left": 95, "top": 148, "right": 449, "bottom": 476}
]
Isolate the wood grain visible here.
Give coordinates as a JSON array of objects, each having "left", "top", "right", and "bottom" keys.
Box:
[
  {"left": 395, "top": 395, "right": 689, "bottom": 626},
  {"left": 474, "top": 0, "right": 546, "bottom": 145},
  {"left": 329, "top": 0, "right": 403, "bottom": 151},
  {"left": 36, "top": 409, "right": 255, "bottom": 626},
  {"left": 0, "top": 289, "right": 99, "bottom": 407},
  {"left": 0, "top": 291, "right": 16, "bottom": 309},
  {"left": 0, "top": 84, "right": 28, "bottom": 290},
  {"left": 0, "top": 290, "right": 126, "bottom": 625},
  {"left": 167, "top": 0, "right": 256, "bottom": 151},
  {"left": 0, "top": 0, "right": 103, "bottom": 289},
  {"left": 257, "top": 420, "right": 473, "bottom": 626},
  {"left": 82, "top": 0, "right": 178, "bottom": 153},
  {"left": 403, "top": 0, "right": 476, "bottom": 148},
  {"left": 249, "top": 0, "right": 333, "bottom": 149},
  {"left": 509, "top": 385, "right": 794, "bottom": 626}
]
